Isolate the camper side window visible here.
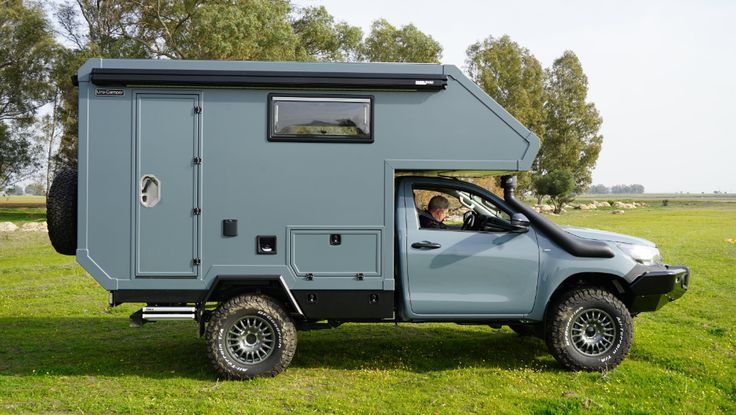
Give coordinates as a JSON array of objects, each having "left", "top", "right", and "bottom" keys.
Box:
[{"left": 268, "top": 95, "right": 373, "bottom": 143}]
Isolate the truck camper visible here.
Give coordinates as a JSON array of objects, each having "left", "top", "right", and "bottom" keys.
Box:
[{"left": 46, "top": 59, "right": 688, "bottom": 378}]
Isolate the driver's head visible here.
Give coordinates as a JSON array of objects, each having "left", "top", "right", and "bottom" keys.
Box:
[{"left": 428, "top": 196, "right": 449, "bottom": 222}]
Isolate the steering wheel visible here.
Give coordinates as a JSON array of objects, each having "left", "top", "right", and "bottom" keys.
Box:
[{"left": 462, "top": 210, "right": 477, "bottom": 230}]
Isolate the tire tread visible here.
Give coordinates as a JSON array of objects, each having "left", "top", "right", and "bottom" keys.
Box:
[
  {"left": 205, "top": 294, "right": 297, "bottom": 379},
  {"left": 47, "top": 169, "right": 77, "bottom": 255},
  {"left": 546, "top": 287, "right": 633, "bottom": 371}
]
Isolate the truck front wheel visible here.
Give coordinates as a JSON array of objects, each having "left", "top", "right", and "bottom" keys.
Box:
[
  {"left": 206, "top": 294, "right": 297, "bottom": 379},
  {"left": 545, "top": 287, "right": 633, "bottom": 371}
]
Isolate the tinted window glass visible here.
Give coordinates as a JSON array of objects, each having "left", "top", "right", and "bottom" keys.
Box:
[
  {"left": 412, "top": 186, "right": 512, "bottom": 232},
  {"left": 270, "top": 96, "right": 372, "bottom": 141}
]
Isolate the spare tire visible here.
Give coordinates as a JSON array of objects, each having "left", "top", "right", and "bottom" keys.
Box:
[{"left": 47, "top": 169, "right": 78, "bottom": 255}]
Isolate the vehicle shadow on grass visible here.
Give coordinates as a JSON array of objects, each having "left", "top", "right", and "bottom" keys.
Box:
[
  {"left": 0, "top": 318, "right": 555, "bottom": 379},
  {"left": 294, "top": 323, "right": 556, "bottom": 373}
]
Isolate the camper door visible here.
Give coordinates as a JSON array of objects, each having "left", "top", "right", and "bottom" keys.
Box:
[{"left": 134, "top": 92, "right": 201, "bottom": 278}]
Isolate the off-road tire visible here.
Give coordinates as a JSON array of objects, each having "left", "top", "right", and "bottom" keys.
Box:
[
  {"left": 206, "top": 294, "right": 297, "bottom": 380},
  {"left": 508, "top": 323, "right": 544, "bottom": 338},
  {"left": 47, "top": 169, "right": 78, "bottom": 255},
  {"left": 545, "top": 287, "right": 633, "bottom": 372}
]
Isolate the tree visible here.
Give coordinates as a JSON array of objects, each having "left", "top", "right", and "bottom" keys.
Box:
[
  {"left": 610, "top": 184, "right": 645, "bottom": 194},
  {"left": 362, "top": 19, "right": 442, "bottom": 63},
  {"left": 611, "top": 184, "right": 627, "bottom": 194},
  {"left": 465, "top": 35, "right": 545, "bottom": 192},
  {"left": 56, "top": 1, "right": 362, "bottom": 62},
  {"left": 0, "top": 1, "right": 55, "bottom": 187},
  {"left": 292, "top": 6, "right": 362, "bottom": 61},
  {"left": 533, "top": 170, "right": 576, "bottom": 214},
  {"left": 164, "top": 1, "right": 302, "bottom": 60},
  {"left": 38, "top": 91, "right": 62, "bottom": 193},
  {"left": 7, "top": 184, "right": 24, "bottom": 195},
  {"left": 537, "top": 51, "right": 602, "bottom": 193},
  {"left": 50, "top": 48, "right": 88, "bottom": 170},
  {"left": 0, "top": 123, "right": 41, "bottom": 189},
  {"left": 56, "top": 1, "right": 154, "bottom": 58},
  {"left": 24, "top": 182, "right": 45, "bottom": 195},
  {"left": 1, "top": 0, "right": 57, "bottom": 125},
  {"left": 588, "top": 184, "right": 609, "bottom": 194},
  {"left": 466, "top": 35, "right": 546, "bottom": 137},
  {"left": 53, "top": 1, "right": 153, "bottom": 169}
]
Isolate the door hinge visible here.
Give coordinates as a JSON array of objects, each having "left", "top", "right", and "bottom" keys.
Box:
[
  {"left": 193, "top": 258, "right": 201, "bottom": 266},
  {"left": 194, "top": 106, "right": 202, "bottom": 114},
  {"left": 193, "top": 208, "right": 202, "bottom": 215},
  {"left": 193, "top": 156, "right": 202, "bottom": 165}
]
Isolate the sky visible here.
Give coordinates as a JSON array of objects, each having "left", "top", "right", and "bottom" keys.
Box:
[{"left": 296, "top": 0, "right": 736, "bottom": 193}]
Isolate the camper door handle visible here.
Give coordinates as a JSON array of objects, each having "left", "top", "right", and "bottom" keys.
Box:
[
  {"left": 411, "top": 241, "right": 441, "bottom": 250},
  {"left": 142, "top": 177, "right": 153, "bottom": 193},
  {"left": 139, "top": 174, "right": 161, "bottom": 208}
]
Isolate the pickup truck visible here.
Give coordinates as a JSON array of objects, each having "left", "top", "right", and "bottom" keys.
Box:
[{"left": 46, "top": 58, "right": 688, "bottom": 379}]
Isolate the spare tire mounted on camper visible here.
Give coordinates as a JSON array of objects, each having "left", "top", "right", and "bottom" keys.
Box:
[{"left": 47, "top": 169, "right": 78, "bottom": 255}]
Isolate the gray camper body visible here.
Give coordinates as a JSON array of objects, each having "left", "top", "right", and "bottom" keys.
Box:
[
  {"left": 75, "top": 59, "right": 539, "bottom": 309},
  {"left": 55, "top": 58, "right": 688, "bottom": 378}
]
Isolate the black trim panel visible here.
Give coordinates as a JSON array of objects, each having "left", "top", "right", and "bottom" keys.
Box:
[
  {"left": 112, "top": 289, "right": 207, "bottom": 304},
  {"left": 89, "top": 68, "right": 448, "bottom": 90},
  {"left": 630, "top": 266, "right": 689, "bottom": 312},
  {"left": 111, "top": 275, "right": 285, "bottom": 306},
  {"left": 630, "top": 270, "right": 676, "bottom": 295},
  {"left": 292, "top": 290, "right": 394, "bottom": 320}
]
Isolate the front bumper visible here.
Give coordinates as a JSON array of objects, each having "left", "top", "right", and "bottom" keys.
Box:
[{"left": 629, "top": 265, "right": 689, "bottom": 312}]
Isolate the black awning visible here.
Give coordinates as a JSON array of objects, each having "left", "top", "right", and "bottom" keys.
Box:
[{"left": 89, "top": 68, "right": 448, "bottom": 91}]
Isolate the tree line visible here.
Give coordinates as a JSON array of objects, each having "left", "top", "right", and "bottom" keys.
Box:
[
  {"left": 588, "top": 184, "right": 645, "bottom": 194},
  {"left": 2, "top": 0, "right": 603, "bottom": 207}
]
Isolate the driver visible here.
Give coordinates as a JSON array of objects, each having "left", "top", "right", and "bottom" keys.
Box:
[{"left": 418, "top": 196, "right": 449, "bottom": 229}]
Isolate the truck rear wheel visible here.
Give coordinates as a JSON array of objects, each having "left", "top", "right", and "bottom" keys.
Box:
[
  {"left": 206, "top": 294, "right": 297, "bottom": 379},
  {"left": 545, "top": 287, "right": 632, "bottom": 371},
  {"left": 47, "top": 169, "right": 78, "bottom": 255}
]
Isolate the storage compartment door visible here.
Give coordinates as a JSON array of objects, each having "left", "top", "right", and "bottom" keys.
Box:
[
  {"left": 290, "top": 229, "right": 381, "bottom": 278},
  {"left": 135, "top": 93, "right": 200, "bottom": 277}
]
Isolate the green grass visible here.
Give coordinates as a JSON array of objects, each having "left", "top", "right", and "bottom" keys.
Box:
[
  {"left": 575, "top": 193, "right": 736, "bottom": 202},
  {"left": 0, "top": 207, "right": 45, "bottom": 223},
  {"left": 1, "top": 204, "right": 735, "bottom": 414}
]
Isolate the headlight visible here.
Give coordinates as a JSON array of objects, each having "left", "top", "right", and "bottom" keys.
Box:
[{"left": 616, "top": 243, "right": 663, "bottom": 265}]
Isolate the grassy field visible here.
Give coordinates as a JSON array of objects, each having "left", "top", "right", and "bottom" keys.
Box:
[
  {"left": 576, "top": 193, "right": 736, "bottom": 203},
  {"left": 0, "top": 196, "right": 46, "bottom": 207},
  {"left": 0, "top": 203, "right": 734, "bottom": 414}
]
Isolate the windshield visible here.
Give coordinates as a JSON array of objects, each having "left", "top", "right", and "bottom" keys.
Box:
[{"left": 456, "top": 190, "right": 511, "bottom": 222}]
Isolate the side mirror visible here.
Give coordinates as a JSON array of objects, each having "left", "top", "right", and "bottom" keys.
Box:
[{"left": 510, "top": 213, "right": 530, "bottom": 232}]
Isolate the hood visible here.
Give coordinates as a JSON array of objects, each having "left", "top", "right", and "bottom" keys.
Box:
[{"left": 562, "top": 227, "right": 656, "bottom": 247}]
